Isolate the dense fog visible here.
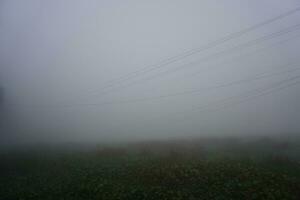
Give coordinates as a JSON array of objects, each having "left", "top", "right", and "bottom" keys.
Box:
[{"left": 1, "top": 0, "right": 300, "bottom": 147}]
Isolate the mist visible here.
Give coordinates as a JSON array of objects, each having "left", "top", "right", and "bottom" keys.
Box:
[
  {"left": 2, "top": 2, "right": 300, "bottom": 199},
  {"left": 1, "top": 0, "right": 300, "bottom": 146}
]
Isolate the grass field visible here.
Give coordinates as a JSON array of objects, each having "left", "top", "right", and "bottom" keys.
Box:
[{"left": 1, "top": 137, "right": 300, "bottom": 200}]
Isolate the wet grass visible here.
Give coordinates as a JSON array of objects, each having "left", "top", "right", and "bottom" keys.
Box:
[{"left": 1, "top": 140, "right": 300, "bottom": 200}]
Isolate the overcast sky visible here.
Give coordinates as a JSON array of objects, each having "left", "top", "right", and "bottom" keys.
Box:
[{"left": 1, "top": 0, "right": 300, "bottom": 145}]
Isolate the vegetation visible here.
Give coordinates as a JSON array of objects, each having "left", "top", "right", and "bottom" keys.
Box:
[{"left": 1, "top": 137, "right": 300, "bottom": 200}]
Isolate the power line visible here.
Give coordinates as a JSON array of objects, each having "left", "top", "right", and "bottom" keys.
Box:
[
  {"left": 11, "top": 64, "right": 299, "bottom": 109},
  {"left": 70, "top": 65, "right": 300, "bottom": 107},
  {"left": 174, "top": 75, "right": 300, "bottom": 119},
  {"left": 191, "top": 32, "right": 300, "bottom": 77},
  {"left": 11, "top": 25, "right": 300, "bottom": 109},
  {"left": 10, "top": 29, "right": 300, "bottom": 109},
  {"left": 130, "top": 75, "right": 300, "bottom": 132},
  {"left": 92, "top": 23, "right": 300, "bottom": 96},
  {"left": 76, "top": 31, "right": 300, "bottom": 105},
  {"left": 92, "top": 7, "right": 300, "bottom": 93}
]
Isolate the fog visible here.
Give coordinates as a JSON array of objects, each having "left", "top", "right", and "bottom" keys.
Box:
[{"left": 1, "top": 0, "right": 300, "bottom": 147}]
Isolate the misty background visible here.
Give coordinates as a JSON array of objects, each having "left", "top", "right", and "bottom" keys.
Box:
[{"left": 1, "top": 0, "right": 300, "bottom": 147}]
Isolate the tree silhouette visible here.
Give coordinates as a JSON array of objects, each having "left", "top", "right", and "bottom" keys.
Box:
[
  {"left": 0, "top": 86, "right": 3, "bottom": 110},
  {"left": 0, "top": 86, "right": 4, "bottom": 115}
]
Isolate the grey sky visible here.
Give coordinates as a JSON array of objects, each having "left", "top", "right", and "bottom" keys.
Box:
[{"left": 1, "top": 0, "right": 300, "bottom": 144}]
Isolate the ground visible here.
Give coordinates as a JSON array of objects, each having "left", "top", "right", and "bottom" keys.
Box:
[{"left": 1, "top": 137, "right": 300, "bottom": 200}]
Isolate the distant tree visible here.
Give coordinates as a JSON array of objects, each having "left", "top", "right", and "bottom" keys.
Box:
[
  {"left": 0, "top": 86, "right": 4, "bottom": 133},
  {"left": 0, "top": 86, "right": 3, "bottom": 113},
  {"left": 0, "top": 86, "right": 3, "bottom": 107}
]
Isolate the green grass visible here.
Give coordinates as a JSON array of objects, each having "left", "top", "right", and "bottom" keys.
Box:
[{"left": 1, "top": 142, "right": 300, "bottom": 200}]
